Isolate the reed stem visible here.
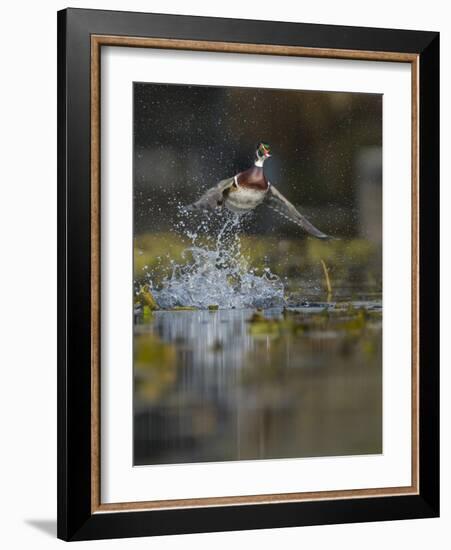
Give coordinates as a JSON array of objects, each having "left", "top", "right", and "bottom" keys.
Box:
[{"left": 320, "top": 259, "right": 333, "bottom": 301}]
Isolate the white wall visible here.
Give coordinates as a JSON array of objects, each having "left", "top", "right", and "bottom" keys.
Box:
[{"left": 0, "top": 1, "right": 448, "bottom": 547}]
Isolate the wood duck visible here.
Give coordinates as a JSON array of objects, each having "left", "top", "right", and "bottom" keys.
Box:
[{"left": 188, "top": 143, "right": 330, "bottom": 239}]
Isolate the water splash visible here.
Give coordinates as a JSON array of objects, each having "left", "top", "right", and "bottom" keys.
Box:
[{"left": 148, "top": 211, "right": 285, "bottom": 310}]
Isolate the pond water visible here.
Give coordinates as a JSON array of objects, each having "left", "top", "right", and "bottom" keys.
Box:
[{"left": 133, "top": 302, "right": 382, "bottom": 466}]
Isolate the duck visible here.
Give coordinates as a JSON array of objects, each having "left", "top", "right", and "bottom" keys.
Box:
[{"left": 188, "top": 142, "right": 330, "bottom": 239}]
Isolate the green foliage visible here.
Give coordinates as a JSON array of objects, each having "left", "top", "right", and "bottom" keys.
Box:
[
  {"left": 136, "top": 284, "right": 159, "bottom": 310},
  {"left": 134, "top": 232, "right": 382, "bottom": 301},
  {"left": 247, "top": 304, "right": 381, "bottom": 338}
]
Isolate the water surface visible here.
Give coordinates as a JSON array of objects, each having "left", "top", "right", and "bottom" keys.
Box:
[{"left": 134, "top": 303, "right": 382, "bottom": 465}]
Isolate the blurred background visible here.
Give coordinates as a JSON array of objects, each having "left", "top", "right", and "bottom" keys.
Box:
[
  {"left": 133, "top": 82, "right": 383, "bottom": 466},
  {"left": 134, "top": 82, "right": 382, "bottom": 294}
]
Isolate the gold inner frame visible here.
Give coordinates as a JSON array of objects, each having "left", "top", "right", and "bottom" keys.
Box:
[{"left": 90, "top": 35, "right": 420, "bottom": 514}]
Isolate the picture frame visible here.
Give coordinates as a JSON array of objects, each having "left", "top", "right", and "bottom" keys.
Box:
[{"left": 57, "top": 7, "right": 439, "bottom": 541}]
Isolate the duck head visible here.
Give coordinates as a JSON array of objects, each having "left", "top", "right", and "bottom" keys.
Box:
[
  {"left": 255, "top": 142, "right": 271, "bottom": 167},
  {"left": 256, "top": 142, "right": 271, "bottom": 160}
]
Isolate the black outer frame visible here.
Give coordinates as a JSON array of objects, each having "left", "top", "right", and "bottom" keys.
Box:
[{"left": 57, "top": 8, "right": 439, "bottom": 542}]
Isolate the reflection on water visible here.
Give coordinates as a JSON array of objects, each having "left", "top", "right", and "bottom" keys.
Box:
[{"left": 134, "top": 304, "right": 382, "bottom": 465}]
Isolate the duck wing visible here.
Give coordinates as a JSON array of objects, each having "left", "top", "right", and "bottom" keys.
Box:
[
  {"left": 187, "top": 177, "right": 235, "bottom": 211},
  {"left": 265, "top": 185, "right": 330, "bottom": 239}
]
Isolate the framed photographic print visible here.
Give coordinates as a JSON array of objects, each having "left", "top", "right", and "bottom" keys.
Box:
[{"left": 57, "top": 8, "right": 439, "bottom": 541}]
